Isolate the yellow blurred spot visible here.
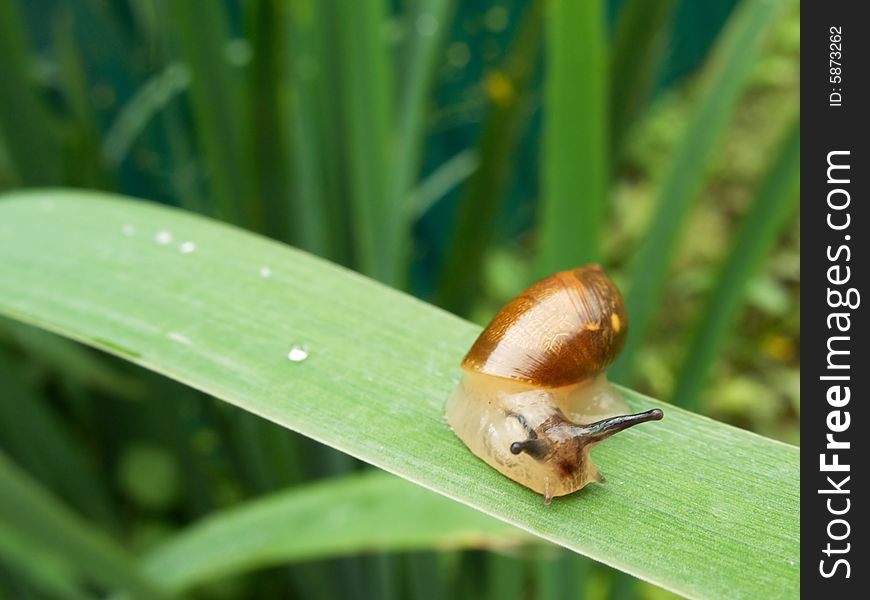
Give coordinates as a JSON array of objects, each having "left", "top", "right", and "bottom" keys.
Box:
[
  {"left": 611, "top": 313, "right": 621, "bottom": 333},
  {"left": 762, "top": 334, "right": 795, "bottom": 362},
  {"left": 485, "top": 71, "right": 515, "bottom": 106}
]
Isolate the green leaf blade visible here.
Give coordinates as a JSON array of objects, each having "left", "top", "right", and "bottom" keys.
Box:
[
  {"left": 334, "top": 0, "right": 401, "bottom": 284},
  {"left": 536, "top": 0, "right": 608, "bottom": 276},
  {"left": 0, "top": 1, "right": 62, "bottom": 186},
  {"left": 168, "top": 1, "right": 251, "bottom": 227},
  {"left": 0, "top": 453, "right": 168, "bottom": 599},
  {"left": 673, "top": 118, "right": 800, "bottom": 411},
  {"left": 609, "top": 0, "right": 678, "bottom": 154},
  {"left": 145, "top": 471, "right": 526, "bottom": 592},
  {"left": 0, "top": 190, "right": 798, "bottom": 599}
]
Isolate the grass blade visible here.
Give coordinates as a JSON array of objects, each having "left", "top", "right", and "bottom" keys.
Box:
[
  {"left": 145, "top": 470, "right": 525, "bottom": 592},
  {"left": 536, "top": 0, "right": 608, "bottom": 276},
  {"left": 486, "top": 552, "right": 526, "bottom": 600},
  {"left": 395, "top": 0, "right": 457, "bottom": 217},
  {"left": 52, "top": 9, "right": 110, "bottom": 189},
  {"left": 166, "top": 1, "right": 298, "bottom": 498},
  {"left": 609, "top": 0, "right": 678, "bottom": 155},
  {"left": 437, "top": 0, "right": 545, "bottom": 314},
  {"left": 0, "top": 190, "right": 798, "bottom": 599},
  {"left": 334, "top": 0, "right": 400, "bottom": 284},
  {"left": 0, "top": 453, "right": 168, "bottom": 599},
  {"left": 288, "top": 0, "right": 354, "bottom": 263},
  {"left": 0, "top": 0, "right": 61, "bottom": 185},
  {"left": 166, "top": 1, "right": 251, "bottom": 227},
  {"left": 535, "top": 548, "right": 590, "bottom": 600},
  {"left": 406, "top": 551, "right": 448, "bottom": 600},
  {"left": 101, "top": 63, "right": 190, "bottom": 169},
  {"left": 0, "top": 354, "right": 115, "bottom": 528},
  {"left": 157, "top": 78, "right": 209, "bottom": 214},
  {"left": 1, "top": 317, "right": 144, "bottom": 401},
  {"left": 411, "top": 149, "right": 480, "bottom": 219},
  {"left": 0, "top": 525, "right": 87, "bottom": 600},
  {"left": 282, "top": 0, "right": 333, "bottom": 257},
  {"left": 610, "top": 0, "right": 790, "bottom": 384},
  {"left": 672, "top": 118, "right": 799, "bottom": 411},
  {"left": 244, "top": 0, "right": 296, "bottom": 245}
]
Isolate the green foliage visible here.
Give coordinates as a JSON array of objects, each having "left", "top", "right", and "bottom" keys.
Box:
[
  {"left": 0, "top": 452, "right": 167, "bottom": 599},
  {"left": 610, "top": 0, "right": 791, "bottom": 384},
  {"left": 536, "top": 0, "right": 607, "bottom": 276},
  {"left": 0, "top": 0, "right": 799, "bottom": 598},
  {"left": 438, "top": 0, "right": 546, "bottom": 313},
  {"left": 0, "top": 1, "right": 61, "bottom": 185},
  {"left": 145, "top": 470, "right": 525, "bottom": 593},
  {"left": 0, "top": 192, "right": 798, "bottom": 599},
  {"left": 673, "top": 119, "right": 799, "bottom": 411}
]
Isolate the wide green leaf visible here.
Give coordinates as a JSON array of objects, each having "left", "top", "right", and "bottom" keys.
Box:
[
  {"left": 0, "top": 428, "right": 524, "bottom": 597},
  {"left": 145, "top": 470, "right": 526, "bottom": 592},
  {"left": 0, "top": 190, "right": 799, "bottom": 599}
]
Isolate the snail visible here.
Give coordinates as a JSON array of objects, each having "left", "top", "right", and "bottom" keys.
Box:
[{"left": 445, "top": 264, "right": 663, "bottom": 504}]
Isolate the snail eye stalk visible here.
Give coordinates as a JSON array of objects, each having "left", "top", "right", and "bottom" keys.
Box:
[{"left": 509, "top": 439, "right": 549, "bottom": 460}]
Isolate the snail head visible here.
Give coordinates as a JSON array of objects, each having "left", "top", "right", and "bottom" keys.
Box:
[{"left": 509, "top": 409, "right": 664, "bottom": 465}]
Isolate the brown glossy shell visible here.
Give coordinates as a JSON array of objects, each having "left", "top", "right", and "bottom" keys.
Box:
[{"left": 461, "top": 265, "right": 628, "bottom": 388}]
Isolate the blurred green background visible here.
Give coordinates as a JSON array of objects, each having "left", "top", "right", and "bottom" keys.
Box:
[{"left": 0, "top": 0, "right": 798, "bottom": 598}]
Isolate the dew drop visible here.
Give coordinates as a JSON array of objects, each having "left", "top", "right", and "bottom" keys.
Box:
[
  {"left": 259, "top": 266, "right": 272, "bottom": 278},
  {"left": 122, "top": 224, "right": 136, "bottom": 236},
  {"left": 155, "top": 230, "right": 173, "bottom": 245},
  {"left": 179, "top": 241, "right": 196, "bottom": 254},
  {"left": 287, "top": 344, "right": 309, "bottom": 362}
]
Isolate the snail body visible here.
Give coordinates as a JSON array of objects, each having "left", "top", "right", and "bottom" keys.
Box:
[{"left": 445, "top": 265, "right": 663, "bottom": 503}]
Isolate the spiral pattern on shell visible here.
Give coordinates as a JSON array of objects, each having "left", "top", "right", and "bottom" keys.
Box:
[{"left": 461, "top": 265, "right": 628, "bottom": 387}]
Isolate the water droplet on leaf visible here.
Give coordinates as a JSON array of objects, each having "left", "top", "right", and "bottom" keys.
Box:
[{"left": 287, "top": 345, "right": 309, "bottom": 362}]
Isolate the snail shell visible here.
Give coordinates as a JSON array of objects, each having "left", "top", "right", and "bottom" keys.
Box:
[{"left": 445, "top": 265, "right": 663, "bottom": 503}]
